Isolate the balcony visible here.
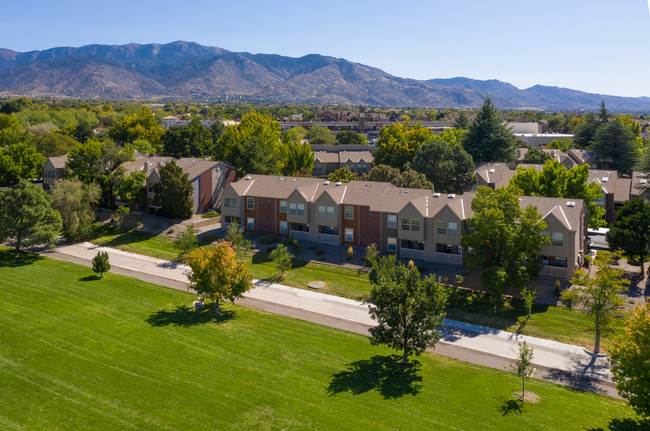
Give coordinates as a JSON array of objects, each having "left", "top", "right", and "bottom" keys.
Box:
[{"left": 317, "top": 233, "right": 339, "bottom": 244}]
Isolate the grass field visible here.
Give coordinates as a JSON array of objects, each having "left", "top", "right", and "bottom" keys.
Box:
[
  {"left": 89, "top": 226, "right": 627, "bottom": 351},
  {"left": 0, "top": 250, "right": 642, "bottom": 430}
]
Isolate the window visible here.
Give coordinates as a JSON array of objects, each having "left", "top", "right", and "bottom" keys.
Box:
[
  {"left": 400, "top": 239, "right": 424, "bottom": 250},
  {"left": 280, "top": 200, "right": 287, "bottom": 213},
  {"left": 436, "top": 243, "right": 454, "bottom": 254},
  {"left": 448, "top": 222, "right": 458, "bottom": 236},
  {"left": 345, "top": 228, "right": 354, "bottom": 242},
  {"left": 316, "top": 164, "right": 322, "bottom": 172},
  {"left": 318, "top": 205, "right": 325, "bottom": 218},
  {"left": 327, "top": 206, "right": 334, "bottom": 218},
  {"left": 290, "top": 222, "right": 308, "bottom": 232},
  {"left": 246, "top": 217, "right": 255, "bottom": 230},
  {"left": 318, "top": 225, "right": 338, "bottom": 235},
  {"left": 387, "top": 214, "right": 397, "bottom": 229},
  {"left": 437, "top": 221, "right": 447, "bottom": 235},
  {"left": 552, "top": 232, "right": 564, "bottom": 247},
  {"left": 247, "top": 197, "right": 254, "bottom": 210},
  {"left": 223, "top": 198, "right": 230, "bottom": 208},
  {"left": 411, "top": 220, "right": 420, "bottom": 232},
  {"left": 279, "top": 221, "right": 288, "bottom": 234},
  {"left": 387, "top": 237, "right": 397, "bottom": 252},
  {"left": 289, "top": 203, "right": 297, "bottom": 215},
  {"left": 401, "top": 219, "right": 410, "bottom": 231},
  {"left": 345, "top": 206, "right": 354, "bottom": 220},
  {"left": 297, "top": 204, "right": 305, "bottom": 216}
]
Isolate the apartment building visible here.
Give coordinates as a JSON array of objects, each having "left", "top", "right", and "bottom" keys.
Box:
[
  {"left": 221, "top": 175, "right": 588, "bottom": 279},
  {"left": 312, "top": 150, "right": 374, "bottom": 176}
]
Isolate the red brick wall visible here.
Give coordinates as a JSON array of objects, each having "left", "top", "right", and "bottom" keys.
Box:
[
  {"left": 359, "top": 206, "right": 381, "bottom": 247},
  {"left": 257, "top": 197, "right": 276, "bottom": 235},
  {"left": 224, "top": 166, "right": 236, "bottom": 188},
  {"left": 198, "top": 170, "right": 212, "bottom": 212}
]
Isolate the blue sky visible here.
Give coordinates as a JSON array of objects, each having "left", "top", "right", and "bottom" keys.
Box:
[{"left": 2, "top": 0, "right": 650, "bottom": 97}]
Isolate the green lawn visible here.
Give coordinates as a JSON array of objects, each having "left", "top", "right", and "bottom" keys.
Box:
[
  {"left": 0, "top": 250, "right": 642, "bottom": 430},
  {"left": 88, "top": 226, "right": 626, "bottom": 351}
]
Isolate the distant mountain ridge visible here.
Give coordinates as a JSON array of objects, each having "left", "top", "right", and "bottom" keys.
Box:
[{"left": 1, "top": 41, "right": 649, "bottom": 111}]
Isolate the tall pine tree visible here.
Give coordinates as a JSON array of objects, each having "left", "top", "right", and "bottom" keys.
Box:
[{"left": 462, "top": 98, "right": 516, "bottom": 163}]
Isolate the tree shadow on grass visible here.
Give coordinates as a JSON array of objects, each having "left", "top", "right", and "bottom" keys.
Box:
[
  {"left": 0, "top": 250, "right": 41, "bottom": 267},
  {"left": 496, "top": 396, "right": 524, "bottom": 416},
  {"left": 327, "top": 355, "right": 422, "bottom": 399},
  {"left": 79, "top": 275, "right": 100, "bottom": 281},
  {"left": 146, "top": 305, "right": 235, "bottom": 327},
  {"left": 587, "top": 417, "right": 650, "bottom": 431}
]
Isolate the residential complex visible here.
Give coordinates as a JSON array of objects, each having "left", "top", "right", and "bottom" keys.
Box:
[{"left": 221, "top": 174, "right": 588, "bottom": 280}]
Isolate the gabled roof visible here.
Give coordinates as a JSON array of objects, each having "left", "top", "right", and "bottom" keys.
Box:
[
  {"left": 519, "top": 196, "right": 585, "bottom": 231},
  {"left": 46, "top": 154, "right": 68, "bottom": 169},
  {"left": 474, "top": 162, "right": 515, "bottom": 189}
]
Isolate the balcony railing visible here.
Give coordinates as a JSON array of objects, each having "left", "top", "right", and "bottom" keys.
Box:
[{"left": 317, "top": 233, "right": 339, "bottom": 244}]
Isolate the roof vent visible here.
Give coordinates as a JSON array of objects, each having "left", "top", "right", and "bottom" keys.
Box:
[
  {"left": 602, "top": 177, "right": 609, "bottom": 182},
  {"left": 279, "top": 177, "right": 285, "bottom": 181},
  {"left": 448, "top": 194, "right": 455, "bottom": 199},
  {"left": 640, "top": 179, "right": 647, "bottom": 184},
  {"left": 488, "top": 169, "right": 495, "bottom": 173},
  {"left": 323, "top": 180, "right": 330, "bottom": 185},
  {"left": 433, "top": 192, "right": 440, "bottom": 197},
  {"left": 293, "top": 178, "right": 297, "bottom": 182},
  {"left": 336, "top": 182, "right": 342, "bottom": 186},
  {"left": 245, "top": 176, "right": 252, "bottom": 180},
  {"left": 567, "top": 201, "right": 576, "bottom": 207}
]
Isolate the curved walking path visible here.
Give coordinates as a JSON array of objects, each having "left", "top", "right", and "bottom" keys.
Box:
[{"left": 37, "top": 242, "right": 618, "bottom": 398}]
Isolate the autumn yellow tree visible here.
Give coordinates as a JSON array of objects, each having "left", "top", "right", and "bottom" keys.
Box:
[{"left": 184, "top": 241, "right": 253, "bottom": 313}]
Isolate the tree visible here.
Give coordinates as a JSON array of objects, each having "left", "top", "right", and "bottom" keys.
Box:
[
  {"left": 572, "top": 114, "right": 600, "bottom": 148},
  {"left": 270, "top": 243, "right": 293, "bottom": 279},
  {"left": 361, "top": 164, "right": 402, "bottom": 184},
  {"left": 328, "top": 167, "right": 358, "bottom": 183},
  {"left": 153, "top": 161, "right": 194, "bottom": 219},
  {"left": 65, "top": 139, "right": 134, "bottom": 195},
  {"left": 606, "top": 198, "right": 650, "bottom": 277},
  {"left": 510, "top": 341, "right": 535, "bottom": 400},
  {"left": 509, "top": 161, "right": 606, "bottom": 229},
  {"left": 225, "top": 224, "right": 252, "bottom": 260},
  {"left": 111, "top": 205, "right": 130, "bottom": 231},
  {"left": 115, "top": 171, "right": 147, "bottom": 206},
  {"left": 335, "top": 131, "right": 367, "bottom": 145},
  {"left": 609, "top": 303, "right": 650, "bottom": 417},
  {"left": 521, "top": 147, "right": 551, "bottom": 164},
  {"left": 368, "top": 255, "right": 448, "bottom": 364},
  {"left": 51, "top": 178, "right": 100, "bottom": 243},
  {"left": 305, "top": 125, "right": 336, "bottom": 145},
  {"left": 453, "top": 111, "right": 470, "bottom": 130},
  {"left": 363, "top": 243, "right": 380, "bottom": 267},
  {"left": 72, "top": 119, "right": 94, "bottom": 144},
  {"left": 161, "top": 117, "right": 213, "bottom": 158},
  {"left": 591, "top": 118, "right": 638, "bottom": 176},
  {"left": 460, "top": 187, "right": 548, "bottom": 299},
  {"left": 411, "top": 139, "right": 475, "bottom": 193},
  {"left": 397, "top": 169, "right": 434, "bottom": 190},
  {"left": 33, "top": 132, "right": 79, "bottom": 157},
  {"left": 280, "top": 141, "right": 314, "bottom": 176},
  {"left": 184, "top": 242, "right": 253, "bottom": 313},
  {"left": 547, "top": 137, "right": 573, "bottom": 152},
  {"left": 561, "top": 251, "right": 630, "bottom": 353},
  {"left": 281, "top": 126, "right": 307, "bottom": 144},
  {"left": 0, "top": 143, "right": 47, "bottom": 186},
  {"left": 217, "top": 111, "right": 283, "bottom": 177},
  {"left": 92, "top": 251, "right": 110, "bottom": 279},
  {"left": 373, "top": 121, "right": 434, "bottom": 170},
  {"left": 173, "top": 225, "right": 198, "bottom": 261},
  {"left": 0, "top": 180, "right": 62, "bottom": 257},
  {"left": 107, "top": 107, "right": 163, "bottom": 152},
  {"left": 462, "top": 98, "right": 517, "bottom": 163}
]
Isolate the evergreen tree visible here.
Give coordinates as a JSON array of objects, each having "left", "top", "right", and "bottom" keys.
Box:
[
  {"left": 92, "top": 251, "right": 110, "bottom": 279},
  {"left": 591, "top": 118, "right": 638, "bottom": 176},
  {"left": 462, "top": 98, "right": 516, "bottom": 163},
  {"left": 606, "top": 198, "right": 650, "bottom": 276},
  {"left": 153, "top": 161, "right": 194, "bottom": 219}
]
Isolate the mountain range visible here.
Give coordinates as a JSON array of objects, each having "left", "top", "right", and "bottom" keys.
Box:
[{"left": 1, "top": 41, "right": 649, "bottom": 112}]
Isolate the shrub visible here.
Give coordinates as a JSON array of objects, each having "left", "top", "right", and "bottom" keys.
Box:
[
  {"left": 173, "top": 225, "right": 198, "bottom": 261},
  {"left": 346, "top": 246, "right": 354, "bottom": 261},
  {"left": 155, "top": 208, "right": 163, "bottom": 217},
  {"left": 281, "top": 236, "right": 294, "bottom": 246},
  {"left": 554, "top": 279, "right": 562, "bottom": 297},
  {"left": 135, "top": 219, "right": 143, "bottom": 228},
  {"left": 167, "top": 228, "right": 175, "bottom": 234},
  {"left": 315, "top": 248, "right": 325, "bottom": 256},
  {"left": 201, "top": 233, "right": 219, "bottom": 244},
  {"left": 407, "top": 259, "right": 414, "bottom": 268},
  {"left": 201, "top": 210, "right": 220, "bottom": 218},
  {"left": 266, "top": 246, "right": 276, "bottom": 253},
  {"left": 417, "top": 265, "right": 427, "bottom": 274},
  {"left": 259, "top": 234, "right": 278, "bottom": 244},
  {"left": 363, "top": 243, "right": 379, "bottom": 267}
]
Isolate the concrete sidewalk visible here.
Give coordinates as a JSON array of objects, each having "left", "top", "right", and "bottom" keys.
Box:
[{"left": 38, "top": 242, "right": 617, "bottom": 397}]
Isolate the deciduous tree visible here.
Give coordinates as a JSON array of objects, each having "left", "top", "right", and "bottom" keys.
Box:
[
  {"left": 0, "top": 143, "right": 46, "bottom": 186},
  {"left": 51, "top": 178, "right": 100, "bottom": 243},
  {"left": 610, "top": 303, "right": 650, "bottom": 417},
  {"left": 328, "top": 167, "right": 358, "bottom": 183},
  {"left": 305, "top": 125, "right": 336, "bottom": 146},
  {"left": 511, "top": 341, "right": 535, "bottom": 400},
  {"left": 270, "top": 243, "right": 293, "bottom": 279},
  {"left": 335, "top": 130, "right": 367, "bottom": 145},
  {"left": 561, "top": 251, "right": 629, "bottom": 354},
  {"left": 461, "top": 187, "right": 548, "bottom": 299},
  {"left": 0, "top": 180, "right": 62, "bottom": 257},
  {"left": 108, "top": 107, "right": 163, "bottom": 152},
  {"left": 185, "top": 242, "right": 253, "bottom": 313},
  {"left": 161, "top": 117, "right": 213, "bottom": 158},
  {"left": 280, "top": 141, "right": 314, "bottom": 176},
  {"left": 373, "top": 121, "right": 434, "bottom": 170},
  {"left": 173, "top": 225, "right": 198, "bottom": 261},
  {"left": 368, "top": 255, "right": 448, "bottom": 364}
]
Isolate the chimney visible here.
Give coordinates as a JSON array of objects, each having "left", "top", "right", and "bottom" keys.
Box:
[{"left": 144, "top": 160, "right": 150, "bottom": 171}]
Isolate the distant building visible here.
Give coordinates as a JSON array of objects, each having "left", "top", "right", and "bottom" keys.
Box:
[{"left": 42, "top": 155, "right": 68, "bottom": 191}]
